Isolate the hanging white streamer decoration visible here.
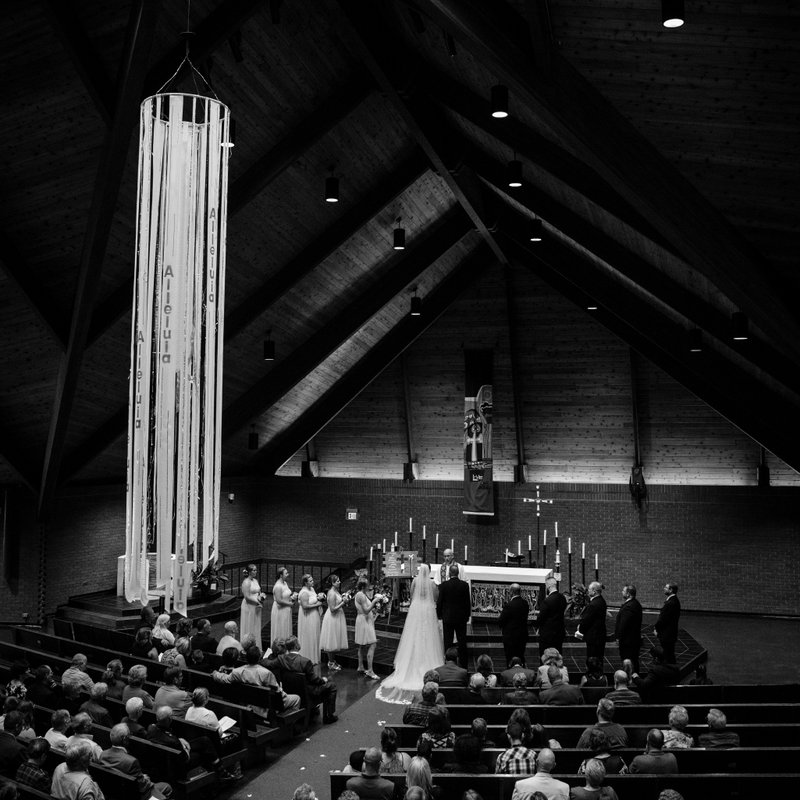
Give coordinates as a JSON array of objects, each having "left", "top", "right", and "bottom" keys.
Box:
[{"left": 125, "top": 93, "right": 230, "bottom": 615}]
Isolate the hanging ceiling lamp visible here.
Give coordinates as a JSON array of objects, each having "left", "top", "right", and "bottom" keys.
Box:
[
  {"left": 393, "top": 217, "right": 406, "bottom": 250},
  {"left": 324, "top": 171, "right": 339, "bottom": 203},
  {"left": 529, "top": 218, "right": 544, "bottom": 242},
  {"left": 731, "top": 311, "right": 749, "bottom": 341},
  {"left": 507, "top": 156, "right": 523, "bottom": 188},
  {"left": 688, "top": 327, "right": 703, "bottom": 353},
  {"left": 410, "top": 287, "right": 422, "bottom": 317},
  {"left": 491, "top": 84, "right": 509, "bottom": 118},
  {"left": 662, "top": 0, "right": 685, "bottom": 28},
  {"left": 263, "top": 329, "right": 275, "bottom": 361}
]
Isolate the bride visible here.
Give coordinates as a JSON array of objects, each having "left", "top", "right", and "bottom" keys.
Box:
[{"left": 376, "top": 563, "right": 445, "bottom": 704}]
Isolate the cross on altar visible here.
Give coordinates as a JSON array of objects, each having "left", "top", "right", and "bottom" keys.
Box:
[{"left": 522, "top": 485, "right": 555, "bottom": 565}]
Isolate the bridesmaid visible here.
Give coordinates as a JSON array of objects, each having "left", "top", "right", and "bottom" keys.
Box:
[
  {"left": 355, "top": 576, "right": 385, "bottom": 680},
  {"left": 319, "top": 575, "right": 348, "bottom": 671},
  {"left": 240, "top": 564, "right": 265, "bottom": 651},
  {"left": 297, "top": 574, "right": 324, "bottom": 665},
  {"left": 270, "top": 566, "right": 295, "bottom": 643}
]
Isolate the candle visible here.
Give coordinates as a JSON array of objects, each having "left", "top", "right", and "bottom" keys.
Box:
[
  {"left": 595, "top": 553, "right": 599, "bottom": 570},
  {"left": 409, "top": 517, "right": 413, "bottom": 530},
  {"left": 394, "top": 531, "right": 398, "bottom": 547},
  {"left": 505, "top": 549, "right": 508, "bottom": 563},
  {"left": 450, "top": 538, "right": 454, "bottom": 551},
  {"left": 464, "top": 545, "right": 468, "bottom": 561},
  {"left": 517, "top": 540, "right": 521, "bottom": 555},
  {"left": 555, "top": 521, "right": 558, "bottom": 537},
  {"left": 436, "top": 533, "right": 439, "bottom": 548},
  {"left": 423, "top": 525, "right": 426, "bottom": 540},
  {"left": 555, "top": 549, "right": 561, "bottom": 565},
  {"left": 568, "top": 537, "right": 572, "bottom": 554},
  {"left": 528, "top": 534, "right": 532, "bottom": 551},
  {"left": 383, "top": 538, "right": 386, "bottom": 552},
  {"left": 582, "top": 542, "right": 585, "bottom": 559},
  {"left": 369, "top": 546, "right": 373, "bottom": 561},
  {"left": 543, "top": 530, "right": 547, "bottom": 545}
]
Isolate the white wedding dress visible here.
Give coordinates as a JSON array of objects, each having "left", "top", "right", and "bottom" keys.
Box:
[{"left": 376, "top": 564, "right": 445, "bottom": 704}]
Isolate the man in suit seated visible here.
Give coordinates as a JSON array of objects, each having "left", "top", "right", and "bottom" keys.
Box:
[
  {"left": 605, "top": 670, "right": 641, "bottom": 705},
  {"left": 100, "top": 723, "right": 172, "bottom": 799},
  {"left": 275, "top": 636, "right": 338, "bottom": 724},
  {"left": 499, "top": 657, "right": 537, "bottom": 687},
  {"left": 539, "top": 665, "right": 582, "bottom": 705},
  {"left": 631, "top": 645, "right": 680, "bottom": 702},
  {"left": 510, "top": 747, "right": 569, "bottom": 800},
  {"left": 629, "top": 728, "right": 678, "bottom": 773},
  {"left": 436, "top": 647, "right": 469, "bottom": 687},
  {"left": 576, "top": 698, "right": 628, "bottom": 750},
  {"left": 190, "top": 619, "right": 219, "bottom": 654}
]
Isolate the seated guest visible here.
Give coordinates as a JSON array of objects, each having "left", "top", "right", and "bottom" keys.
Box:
[
  {"left": 345, "top": 746, "right": 395, "bottom": 800},
  {"left": 698, "top": 708, "right": 740, "bottom": 748},
  {"left": 216, "top": 621, "right": 243, "bottom": 655},
  {"left": 50, "top": 740, "right": 105, "bottom": 800},
  {"left": 16, "top": 701, "right": 36, "bottom": 742},
  {"left": 0, "top": 696, "right": 18, "bottom": 730},
  {"left": 417, "top": 705, "right": 455, "bottom": 749},
  {"left": 495, "top": 721, "right": 536, "bottom": 775},
  {"left": 571, "top": 758, "right": 619, "bottom": 800},
  {"left": 504, "top": 671, "right": 538, "bottom": 705},
  {"left": 59, "top": 676, "right": 85, "bottom": 716},
  {"left": 539, "top": 665, "right": 582, "bottom": 705},
  {"left": 605, "top": 670, "right": 641, "bottom": 706},
  {"left": 499, "top": 657, "right": 537, "bottom": 687},
  {"left": 471, "top": 717, "right": 496, "bottom": 749},
  {"left": 123, "top": 665, "right": 154, "bottom": 709},
  {"left": 629, "top": 728, "right": 678, "bottom": 774},
  {"left": 442, "top": 733, "right": 485, "bottom": 774},
  {"left": 631, "top": 646, "right": 679, "bottom": 701},
  {"left": 122, "top": 697, "right": 147, "bottom": 738},
  {"left": 130, "top": 627, "right": 159, "bottom": 661},
  {"left": 688, "top": 663, "right": 712, "bottom": 685},
  {"left": 657, "top": 791, "right": 685, "bottom": 800},
  {"left": 420, "top": 670, "right": 446, "bottom": 705},
  {"left": 474, "top": 654, "right": 498, "bottom": 687},
  {"left": 3, "top": 662, "right": 29, "bottom": 700},
  {"left": 79, "top": 682, "right": 114, "bottom": 728},
  {"left": 101, "top": 660, "right": 127, "bottom": 701},
  {"left": 466, "top": 673, "right": 488, "bottom": 704},
  {"left": 100, "top": 723, "right": 171, "bottom": 800},
  {"left": 405, "top": 755, "right": 440, "bottom": 800},
  {"left": 403, "top": 682, "right": 439, "bottom": 727},
  {"left": 510, "top": 747, "right": 569, "bottom": 800},
  {"left": 15, "top": 737, "right": 51, "bottom": 793},
  {"left": 152, "top": 614, "right": 175, "bottom": 652},
  {"left": 175, "top": 618, "right": 193, "bottom": 640},
  {"left": 379, "top": 726, "right": 410, "bottom": 774},
  {"left": 44, "top": 709, "right": 72, "bottom": 752},
  {"left": 436, "top": 648, "right": 469, "bottom": 687},
  {"left": 61, "top": 654, "right": 95, "bottom": 694},
  {"left": 662, "top": 705, "right": 694, "bottom": 749},
  {"left": 159, "top": 637, "right": 191, "bottom": 669},
  {"left": 65, "top": 712, "right": 103, "bottom": 762},
  {"left": 190, "top": 649, "right": 215, "bottom": 674},
  {"left": 153, "top": 667, "right": 192, "bottom": 718},
  {"left": 577, "top": 729, "right": 628, "bottom": 776},
  {"left": 185, "top": 687, "right": 221, "bottom": 731},
  {"left": 239, "top": 632, "right": 257, "bottom": 655},
  {"left": 537, "top": 649, "right": 569, "bottom": 688},
  {"left": 25, "top": 664, "right": 61, "bottom": 707},
  {"left": 580, "top": 657, "right": 608, "bottom": 687},
  {"left": 576, "top": 699, "right": 628, "bottom": 750},
  {"left": 275, "top": 636, "right": 338, "bottom": 724},
  {"left": 262, "top": 638, "right": 286, "bottom": 677},
  {"left": 293, "top": 784, "right": 318, "bottom": 800},
  {"left": 190, "top": 618, "right": 219, "bottom": 654},
  {"left": 0, "top": 711, "right": 26, "bottom": 778},
  {"left": 341, "top": 749, "right": 366, "bottom": 774}
]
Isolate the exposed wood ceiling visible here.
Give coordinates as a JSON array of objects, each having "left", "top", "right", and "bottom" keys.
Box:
[{"left": 0, "top": 0, "right": 798, "bottom": 517}]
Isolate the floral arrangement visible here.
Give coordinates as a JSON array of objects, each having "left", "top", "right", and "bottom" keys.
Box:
[
  {"left": 372, "top": 582, "right": 393, "bottom": 618},
  {"left": 565, "top": 582, "right": 588, "bottom": 619}
]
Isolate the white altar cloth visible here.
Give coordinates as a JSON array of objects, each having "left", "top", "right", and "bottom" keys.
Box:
[{"left": 432, "top": 564, "right": 552, "bottom": 585}]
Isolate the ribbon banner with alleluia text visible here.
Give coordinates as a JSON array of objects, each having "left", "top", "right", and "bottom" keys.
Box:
[
  {"left": 463, "top": 349, "right": 494, "bottom": 516},
  {"left": 125, "top": 93, "right": 230, "bottom": 615}
]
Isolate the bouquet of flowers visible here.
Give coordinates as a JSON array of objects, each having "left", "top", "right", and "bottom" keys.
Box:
[
  {"left": 373, "top": 583, "right": 393, "bottom": 618},
  {"left": 340, "top": 588, "right": 356, "bottom": 605}
]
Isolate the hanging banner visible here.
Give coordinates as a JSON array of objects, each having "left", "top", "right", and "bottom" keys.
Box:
[
  {"left": 125, "top": 93, "right": 230, "bottom": 613},
  {"left": 463, "top": 349, "right": 494, "bottom": 516}
]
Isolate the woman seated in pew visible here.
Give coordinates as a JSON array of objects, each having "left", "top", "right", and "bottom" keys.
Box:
[
  {"left": 160, "top": 637, "right": 191, "bottom": 669},
  {"left": 78, "top": 683, "right": 114, "bottom": 729},
  {"left": 580, "top": 657, "right": 609, "bottom": 688},
  {"left": 661, "top": 705, "right": 694, "bottom": 749},
  {"left": 404, "top": 755, "right": 442, "bottom": 800},
  {"left": 577, "top": 729, "right": 628, "bottom": 776},
  {"left": 16, "top": 700, "right": 37, "bottom": 742},
  {"left": 441, "top": 733, "right": 486, "bottom": 774},
  {"left": 65, "top": 712, "right": 103, "bottom": 762},
  {"left": 59, "top": 676, "right": 85, "bottom": 717},
  {"left": 503, "top": 672, "right": 538, "bottom": 705},
  {"left": 151, "top": 614, "right": 175, "bottom": 652},
  {"left": 537, "top": 649, "right": 569, "bottom": 688},
  {"left": 380, "top": 726, "right": 412, "bottom": 774},
  {"left": 122, "top": 665, "right": 154, "bottom": 710},
  {"left": 101, "top": 660, "right": 126, "bottom": 701},
  {"left": 44, "top": 709, "right": 72, "bottom": 751},
  {"left": 185, "top": 687, "right": 220, "bottom": 731},
  {"left": 25, "top": 664, "right": 61, "bottom": 708},
  {"left": 416, "top": 706, "right": 455, "bottom": 750},
  {"left": 474, "top": 654, "right": 498, "bottom": 688},
  {"left": 571, "top": 758, "right": 619, "bottom": 800},
  {"left": 3, "top": 661, "right": 30, "bottom": 700},
  {"left": 507, "top": 708, "right": 561, "bottom": 750},
  {"left": 130, "top": 628, "right": 159, "bottom": 661}
]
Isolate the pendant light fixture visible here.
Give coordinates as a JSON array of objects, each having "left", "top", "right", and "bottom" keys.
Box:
[
  {"left": 688, "top": 327, "right": 703, "bottom": 353},
  {"left": 324, "top": 169, "right": 339, "bottom": 203},
  {"left": 529, "top": 218, "right": 544, "bottom": 242},
  {"left": 410, "top": 287, "right": 422, "bottom": 317},
  {"left": 491, "top": 84, "right": 509, "bottom": 118},
  {"left": 662, "top": 0, "right": 685, "bottom": 28},
  {"left": 263, "top": 329, "right": 275, "bottom": 361},
  {"left": 507, "top": 154, "right": 523, "bottom": 188},
  {"left": 731, "top": 311, "right": 749, "bottom": 341},
  {"left": 393, "top": 217, "right": 406, "bottom": 250}
]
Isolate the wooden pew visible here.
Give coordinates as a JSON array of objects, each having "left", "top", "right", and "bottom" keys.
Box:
[{"left": 0, "top": 778, "right": 52, "bottom": 800}]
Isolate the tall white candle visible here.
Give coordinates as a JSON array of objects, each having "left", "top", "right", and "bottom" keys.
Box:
[
  {"left": 383, "top": 538, "right": 386, "bottom": 552},
  {"left": 555, "top": 521, "right": 558, "bottom": 537},
  {"left": 555, "top": 549, "right": 561, "bottom": 565},
  {"left": 369, "top": 546, "right": 373, "bottom": 561},
  {"left": 423, "top": 525, "right": 426, "bottom": 539},
  {"left": 543, "top": 530, "right": 547, "bottom": 545},
  {"left": 451, "top": 538, "right": 454, "bottom": 551},
  {"left": 595, "top": 553, "right": 599, "bottom": 570},
  {"left": 528, "top": 534, "right": 532, "bottom": 551},
  {"left": 464, "top": 545, "right": 468, "bottom": 561},
  {"left": 568, "top": 537, "right": 572, "bottom": 554},
  {"left": 394, "top": 531, "right": 398, "bottom": 547},
  {"left": 505, "top": 549, "right": 508, "bottom": 563},
  {"left": 517, "top": 540, "right": 521, "bottom": 555},
  {"left": 582, "top": 542, "right": 585, "bottom": 559},
  {"left": 409, "top": 517, "right": 413, "bottom": 530},
  {"left": 436, "top": 533, "right": 439, "bottom": 548}
]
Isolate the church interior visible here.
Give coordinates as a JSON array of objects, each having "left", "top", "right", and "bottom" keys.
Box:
[{"left": 1, "top": 1, "right": 799, "bottom": 799}]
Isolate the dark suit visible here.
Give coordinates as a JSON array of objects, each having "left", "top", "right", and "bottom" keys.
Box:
[
  {"left": 536, "top": 588, "right": 567, "bottom": 659},
  {"left": 0, "top": 730, "right": 25, "bottom": 778},
  {"left": 100, "top": 745, "right": 171, "bottom": 799},
  {"left": 633, "top": 661, "right": 680, "bottom": 702},
  {"left": 498, "top": 594, "right": 530, "bottom": 667},
  {"left": 498, "top": 665, "right": 537, "bottom": 687},
  {"left": 615, "top": 597, "right": 643, "bottom": 672},
  {"left": 655, "top": 594, "right": 681, "bottom": 663},
  {"left": 436, "top": 575, "right": 472, "bottom": 668},
  {"left": 276, "top": 651, "right": 337, "bottom": 720},
  {"left": 436, "top": 660, "right": 470, "bottom": 687},
  {"left": 579, "top": 594, "right": 608, "bottom": 663},
  {"left": 539, "top": 681, "right": 583, "bottom": 705}
]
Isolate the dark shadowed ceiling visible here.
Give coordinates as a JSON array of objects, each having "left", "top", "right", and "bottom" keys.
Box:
[{"left": 1, "top": 0, "right": 798, "bottom": 517}]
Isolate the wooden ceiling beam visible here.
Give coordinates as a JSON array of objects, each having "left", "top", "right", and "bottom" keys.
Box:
[
  {"left": 37, "top": 0, "right": 159, "bottom": 520},
  {"left": 0, "top": 230, "right": 69, "bottom": 347},
  {"left": 410, "top": 0, "right": 800, "bottom": 361},
  {"left": 336, "top": 0, "right": 508, "bottom": 266},
  {"left": 502, "top": 234, "right": 800, "bottom": 472},
  {"left": 59, "top": 407, "right": 128, "bottom": 487},
  {"left": 223, "top": 208, "right": 473, "bottom": 438},
  {"left": 43, "top": 0, "right": 115, "bottom": 125},
  {"left": 225, "top": 152, "right": 429, "bottom": 341},
  {"left": 229, "top": 78, "right": 372, "bottom": 214},
  {"left": 253, "top": 242, "right": 495, "bottom": 475}
]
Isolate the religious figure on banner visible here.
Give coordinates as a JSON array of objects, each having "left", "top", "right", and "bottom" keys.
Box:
[{"left": 463, "top": 347, "right": 494, "bottom": 516}]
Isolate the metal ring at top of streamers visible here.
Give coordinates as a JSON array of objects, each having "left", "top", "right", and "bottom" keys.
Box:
[{"left": 124, "top": 94, "right": 231, "bottom": 615}]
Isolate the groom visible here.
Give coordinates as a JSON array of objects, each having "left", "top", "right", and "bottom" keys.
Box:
[{"left": 436, "top": 564, "right": 471, "bottom": 668}]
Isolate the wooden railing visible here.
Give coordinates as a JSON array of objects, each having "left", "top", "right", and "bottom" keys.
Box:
[{"left": 217, "top": 557, "right": 353, "bottom": 598}]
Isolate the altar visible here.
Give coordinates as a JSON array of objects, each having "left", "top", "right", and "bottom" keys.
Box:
[{"left": 433, "top": 563, "right": 552, "bottom": 620}]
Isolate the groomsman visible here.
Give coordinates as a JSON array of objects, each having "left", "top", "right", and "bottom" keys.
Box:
[
  {"left": 437, "top": 564, "right": 472, "bottom": 668},
  {"left": 575, "top": 582, "right": 607, "bottom": 664},
  {"left": 615, "top": 584, "right": 643, "bottom": 673},
  {"left": 655, "top": 582, "right": 681, "bottom": 663},
  {"left": 536, "top": 577, "right": 567, "bottom": 660},
  {"left": 498, "top": 583, "right": 530, "bottom": 668}
]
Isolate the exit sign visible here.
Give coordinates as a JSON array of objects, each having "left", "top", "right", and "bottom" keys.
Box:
[{"left": 346, "top": 508, "right": 360, "bottom": 521}]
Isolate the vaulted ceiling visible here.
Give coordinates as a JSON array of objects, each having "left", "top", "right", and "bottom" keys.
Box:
[{"left": 1, "top": 0, "right": 798, "bottom": 518}]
